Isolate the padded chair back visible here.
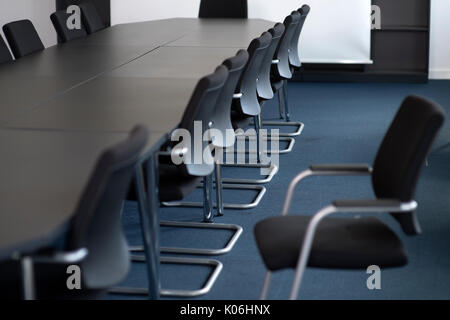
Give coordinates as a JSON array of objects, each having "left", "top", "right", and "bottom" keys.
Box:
[
  {"left": 289, "top": 5, "right": 311, "bottom": 68},
  {"left": 372, "top": 95, "right": 445, "bottom": 235},
  {"left": 68, "top": 126, "right": 148, "bottom": 289},
  {"left": 272, "top": 12, "right": 301, "bottom": 80},
  {"left": 2, "top": 20, "right": 44, "bottom": 59},
  {"left": 0, "top": 35, "right": 13, "bottom": 64},
  {"left": 234, "top": 32, "right": 272, "bottom": 117},
  {"left": 214, "top": 50, "right": 249, "bottom": 148},
  {"left": 258, "top": 23, "right": 285, "bottom": 101},
  {"left": 51, "top": 10, "right": 88, "bottom": 43},
  {"left": 178, "top": 66, "right": 229, "bottom": 176},
  {"left": 79, "top": 2, "right": 106, "bottom": 34},
  {"left": 199, "top": 0, "right": 248, "bottom": 18}
]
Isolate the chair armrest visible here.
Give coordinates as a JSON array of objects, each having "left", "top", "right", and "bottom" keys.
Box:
[
  {"left": 288, "top": 198, "right": 417, "bottom": 299},
  {"left": 310, "top": 164, "right": 372, "bottom": 174},
  {"left": 30, "top": 248, "right": 88, "bottom": 264},
  {"left": 281, "top": 165, "right": 373, "bottom": 216},
  {"left": 332, "top": 199, "right": 418, "bottom": 213}
]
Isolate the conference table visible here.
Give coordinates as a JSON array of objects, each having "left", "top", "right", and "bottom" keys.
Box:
[{"left": 0, "top": 18, "right": 275, "bottom": 299}]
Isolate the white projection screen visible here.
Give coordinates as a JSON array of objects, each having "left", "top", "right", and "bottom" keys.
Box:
[
  {"left": 112, "top": 0, "right": 373, "bottom": 64},
  {"left": 249, "top": 0, "right": 373, "bottom": 64}
]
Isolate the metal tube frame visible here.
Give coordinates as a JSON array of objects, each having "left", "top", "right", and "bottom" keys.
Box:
[
  {"left": 234, "top": 134, "right": 295, "bottom": 155},
  {"left": 142, "top": 172, "right": 244, "bottom": 255},
  {"left": 17, "top": 247, "right": 89, "bottom": 300},
  {"left": 218, "top": 163, "right": 279, "bottom": 185},
  {"left": 130, "top": 221, "right": 243, "bottom": 256},
  {"left": 111, "top": 256, "right": 223, "bottom": 298},
  {"left": 162, "top": 183, "right": 266, "bottom": 210},
  {"left": 259, "top": 166, "right": 418, "bottom": 300}
]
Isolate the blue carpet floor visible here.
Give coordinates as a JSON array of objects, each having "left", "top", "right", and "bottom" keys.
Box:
[{"left": 110, "top": 80, "right": 450, "bottom": 300}]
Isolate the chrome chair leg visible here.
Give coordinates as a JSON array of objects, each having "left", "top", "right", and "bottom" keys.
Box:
[
  {"left": 215, "top": 162, "right": 224, "bottom": 216},
  {"left": 129, "top": 221, "right": 243, "bottom": 256},
  {"left": 203, "top": 175, "right": 214, "bottom": 223},
  {"left": 21, "top": 257, "right": 35, "bottom": 300},
  {"left": 254, "top": 115, "right": 262, "bottom": 163},
  {"left": 110, "top": 256, "right": 223, "bottom": 298},
  {"left": 278, "top": 89, "right": 285, "bottom": 120},
  {"left": 283, "top": 80, "right": 291, "bottom": 121},
  {"left": 260, "top": 271, "right": 272, "bottom": 300},
  {"left": 235, "top": 134, "right": 296, "bottom": 155},
  {"left": 219, "top": 163, "right": 279, "bottom": 184},
  {"left": 162, "top": 183, "right": 266, "bottom": 210}
]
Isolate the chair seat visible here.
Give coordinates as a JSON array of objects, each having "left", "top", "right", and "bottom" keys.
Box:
[
  {"left": 254, "top": 215, "right": 408, "bottom": 271},
  {"left": 159, "top": 164, "right": 202, "bottom": 202}
]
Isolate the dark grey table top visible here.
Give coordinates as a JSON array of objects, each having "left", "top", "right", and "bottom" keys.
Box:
[
  {"left": 0, "top": 18, "right": 273, "bottom": 258},
  {"left": 0, "top": 128, "right": 164, "bottom": 259},
  {"left": 7, "top": 76, "right": 198, "bottom": 132},
  {"left": 0, "top": 44, "right": 155, "bottom": 124},
  {"left": 165, "top": 19, "right": 274, "bottom": 48},
  {"left": 6, "top": 46, "right": 248, "bottom": 132},
  {"left": 108, "top": 46, "right": 241, "bottom": 79}
]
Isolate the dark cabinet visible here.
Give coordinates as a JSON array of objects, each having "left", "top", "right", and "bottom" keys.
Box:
[{"left": 298, "top": 0, "right": 431, "bottom": 83}]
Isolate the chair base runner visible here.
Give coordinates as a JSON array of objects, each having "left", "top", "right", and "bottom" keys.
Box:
[
  {"left": 219, "top": 163, "right": 278, "bottom": 184},
  {"left": 162, "top": 184, "right": 266, "bottom": 210},
  {"left": 130, "top": 221, "right": 243, "bottom": 256},
  {"left": 235, "top": 136, "right": 295, "bottom": 154},
  {"left": 260, "top": 121, "right": 304, "bottom": 137},
  {"left": 110, "top": 256, "right": 223, "bottom": 298}
]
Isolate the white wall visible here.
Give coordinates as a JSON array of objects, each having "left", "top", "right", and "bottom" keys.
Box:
[
  {"left": 112, "top": 0, "right": 450, "bottom": 79},
  {"left": 1, "top": 1, "right": 448, "bottom": 79},
  {"left": 429, "top": 0, "right": 450, "bottom": 79},
  {"left": 112, "top": 0, "right": 372, "bottom": 64},
  {"left": 0, "top": 0, "right": 56, "bottom": 54}
]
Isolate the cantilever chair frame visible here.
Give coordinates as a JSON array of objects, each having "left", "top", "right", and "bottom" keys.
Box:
[
  {"left": 259, "top": 165, "right": 418, "bottom": 300},
  {"left": 112, "top": 153, "right": 229, "bottom": 298}
]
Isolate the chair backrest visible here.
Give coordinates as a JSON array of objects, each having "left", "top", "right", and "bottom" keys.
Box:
[
  {"left": 2, "top": 20, "right": 45, "bottom": 59},
  {"left": 199, "top": 0, "right": 248, "bottom": 18},
  {"left": 51, "top": 10, "right": 88, "bottom": 43},
  {"left": 214, "top": 50, "right": 249, "bottom": 148},
  {"left": 234, "top": 32, "right": 272, "bottom": 117},
  {"left": 289, "top": 5, "right": 311, "bottom": 68},
  {"left": 177, "top": 66, "right": 229, "bottom": 176},
  {"left": 372, "top": 95, "right": 445, "bottom": 235},
  {"left": 67, "top": 125, "right": 148, "bottom": 289},
  {"left": 0, "top": 35, "right": 13, "bottom": 64},
  {"left": 272, "top": 12, "right": 301, "bottom": 80},
  {"left": 79, "top": 2, "right": 106, "bottom": 34},
  {"left": 257, "top": 23, "right": 285, "bottom": 101}
]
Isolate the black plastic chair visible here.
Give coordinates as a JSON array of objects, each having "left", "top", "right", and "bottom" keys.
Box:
[
  {"left": 159, "top": 65, "right": 245, "bottom": 229},
  {"left": 232, "top": 32, "right": 279, "bottom": 162},
  {"left": 254, "top": 95, "right": 445, "bottom": 300},
  {"left": 2, "top": 20, "right": 44, "bottom": 59},
  {"left": 258, "top": 23, "right": 304, "bottom": 138},
  {"left": 0, "top": 34, "right": 13, "bottom": 64},
  {"left": 271, "top": 12, "right": 301, "bottom": 121},
  {"left": 257, "top": 24, "right": 284, "bottom": 102},
  {"left": 0, "top": 126, "right": 149, "bottom": 299},
  {"left": 125, "top": 67, "right": 243, "bottom": 298},
  {"left": 199, "top": 0, "right": 248, "bottom": 18},
  {"left": 289, "top": 5, "right": 311, "bottom": 69},
  {"left": 79, "top": 2, "right": 106, "bottom": 34},
  {"left": 163, "top": 50, "right": 267, "bottom": 214},
  {"left": 232, "top": 32, "right": 272, "bottom": 129},
  {"left": 51, "top": 10, "right": 88, "bottom": 43}
]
